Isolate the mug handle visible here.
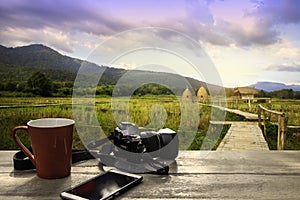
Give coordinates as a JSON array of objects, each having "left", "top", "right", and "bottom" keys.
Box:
[{"left": 12, "top": 126, "right": 36, "bottom": 166}]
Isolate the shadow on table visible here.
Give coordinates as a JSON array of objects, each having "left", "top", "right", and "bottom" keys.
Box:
[{"left": 7, "top": 171, "right": 72, "bottom": 198}]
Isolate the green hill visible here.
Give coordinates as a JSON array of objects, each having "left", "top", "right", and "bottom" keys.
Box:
[
  {"left": 0, "top": 44, "right": 81, "bottom": 72},
  {"left": 0, "top": 44, "right": 223, "bottom": 96}
]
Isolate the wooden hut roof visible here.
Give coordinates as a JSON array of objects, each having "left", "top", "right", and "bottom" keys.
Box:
[{"left": 234, "top": 87, "right": 258, "bottom": 95}]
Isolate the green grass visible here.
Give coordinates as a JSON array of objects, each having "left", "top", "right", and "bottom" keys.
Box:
[
  {"left": 0, "top": 95, "right": 234, "bottom": 150},
  {"left": 229, "top": 98, "right": 300, "bottom": 125},
  {"left": 2, "top": 96, "right": 299, "bottom": 151},
  {"left": 263, "top": 122, "right": 300, "bottom": 150},
  {"left": 229, "top": 98, "right": 300, "bottom": 150}
]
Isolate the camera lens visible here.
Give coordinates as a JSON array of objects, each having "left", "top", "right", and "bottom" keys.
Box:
[
  {"left": 140, "top": 131, "right": 160, "bottom": 152},
  {"left": 158, "top": 133, "right": 178, "bottom": 160},
  {"left": 160, "top": 134, "right": 174, "bottom": 147}
]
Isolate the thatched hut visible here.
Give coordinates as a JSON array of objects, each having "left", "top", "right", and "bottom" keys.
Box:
[
  {"left": 233, "top": 87, "right": 258, "bottom": 100},
  {"left": 197, "top": 86, "right": 209, "bottom": 103}
]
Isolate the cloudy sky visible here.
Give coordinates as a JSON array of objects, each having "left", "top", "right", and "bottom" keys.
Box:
[{"left": 0, "top": 0, "right": 300, "bottom": 87}]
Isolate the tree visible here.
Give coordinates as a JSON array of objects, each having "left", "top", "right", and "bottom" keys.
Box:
[
  {"left": 257, "top": 90, "right": 270, "bottom": 98},
  {"left": 27, "top": 71, "right": 53, "bottom": 96}
]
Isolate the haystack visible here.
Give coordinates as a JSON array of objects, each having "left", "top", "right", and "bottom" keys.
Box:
[
  {"left": 181, "top": 87, "right": 193, "bottom": 102},
  {"left": 197, "top": 86, "right": 209, "bottom": 103}
]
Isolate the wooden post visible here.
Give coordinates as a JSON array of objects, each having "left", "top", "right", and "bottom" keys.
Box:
[
  {"left": 268, "top": 98, "right": 272, "bottom": 120},
  {"left": 248, "top": 98, "right": 251, "bottom": 112},
  {"left": 262, "top": 110, "right": 266, "bottom": 137},
  {"left": 277, "top": 115, "right": 288, "bottom": 150},
  {"left": 277, "top": 115, "right": 282, "bottom": 150},
  {"left": 257, "top": 104, "right": 287, "bottom": 151},
  {"left": 258, "top": 105, "right": 262, "bottom": 128}
]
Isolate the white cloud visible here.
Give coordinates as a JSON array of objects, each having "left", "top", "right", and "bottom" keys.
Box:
[
  {"left": 265, "top": 63, "right": 300, "bottom": 72},
  {"left": 270, "top": 40, "right": 300, "bottom": 59},
  {"left": 1, "top": 0, "right": 299, "bottom": 52},
  {"left": 0, "top": 27, "right": 74, "bottom": 52}
]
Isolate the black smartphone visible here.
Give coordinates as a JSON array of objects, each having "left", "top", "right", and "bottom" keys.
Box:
[{"left": 60, "top": 169, "right": 143, "bottom": 200}]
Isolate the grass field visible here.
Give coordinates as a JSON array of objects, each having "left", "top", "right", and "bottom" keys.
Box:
[
  {"left": 1, "top": 96, "right": 299, "bottom": 150},
  {"left": 0, "top": 96, "right": 230, "bottom": 150},
  {"left": 227, "top": 98, "right": 300, "bottom": 150},
  {"left": 228, "top": 98, "right": 300, "bottom": 125}
]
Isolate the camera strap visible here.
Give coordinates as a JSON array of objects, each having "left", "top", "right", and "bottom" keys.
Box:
[
  {"left": 13, "top": 148, "right": 94, "bottom": 171},
  {"left": 12, "top": 135, "right": 114, "bottom": 171},
  {"left": 86, "top": 136, "right": 170, "bottom": 175},
  {"left": 91, "top": 143, "right": 169, "bottom": 175},
  {"left": 13, "top": 135, "right": 169, "bottom": 175}
]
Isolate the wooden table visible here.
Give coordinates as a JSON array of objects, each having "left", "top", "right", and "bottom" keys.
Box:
[{"left": 1, "top": 151, "right": 300, "bottom": 199}]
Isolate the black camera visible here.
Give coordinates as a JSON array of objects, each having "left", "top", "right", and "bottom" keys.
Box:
[
  {"left": 112, "top": 122, "right": 178, "bottom": 161},
  {"left": 86, "top": 122, "right": 179, "bottom": 174}
]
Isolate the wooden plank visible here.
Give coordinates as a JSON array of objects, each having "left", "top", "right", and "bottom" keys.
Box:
[
  {"left": 0, "top": 151, "right": 300, "bottom": 199},
  {"left": 217, "top": 123, "right": 269, "bottom": 151},
  {"left": 209, "top": 121, "right": 233, "bottom": 125},
  {"left": 211, "top": 105, "right": 258, "bottom": 120},
  {"left": 288, "top": 125, "right": 300, "bottom": 129},
  {"left": 123, "top": 173, "right": 300, "bottom": 200},
  {"left": 210, "top": 121, "right": 258, "bottom": 125},
  {"left": 258, "top": 104, "right": 284, "bottom": 116}
]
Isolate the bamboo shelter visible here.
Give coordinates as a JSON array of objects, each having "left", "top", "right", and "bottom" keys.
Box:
[
  {"left": 233, "top": 87, "right": 258, "bottom": 100},
  {"left": 232, "top": 87, "right": 258, "bottom": 111}
]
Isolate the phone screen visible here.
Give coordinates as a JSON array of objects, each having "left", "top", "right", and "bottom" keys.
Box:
[{"left": 61, "top": 170, "right": 142, "bottom": 200}]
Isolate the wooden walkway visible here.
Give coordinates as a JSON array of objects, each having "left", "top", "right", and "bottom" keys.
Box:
[
  {"left": 208, "top": 104, "right": 269, "bottom": 150},
  {"left": 212, "top": 105, "right": 258, "bottom": 120},
  {"left": 216, "top": 122, "right": 269, "bottom": 151}
]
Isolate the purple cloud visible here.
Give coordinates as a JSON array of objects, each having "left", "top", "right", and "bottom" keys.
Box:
[
  {"left": 0, "top": 0, "right": 135, "bottom": 52},
  {"left": 216, "top": 18, "right": 281, "bottom": 46},
  {"left": 0, "top": 0, "right": 229, "bottom": 49},
  {"left": 0, "top": 0, "right": 299, "bottom": 51},
  {"left": 266, "top": 64, "right": 300, "bottom": 72},
  {"left": 230, "top": 0, "right": 300, "bottom": 46},
  {"left": 249, "top": 0, "right": 300, "bottom": 24},
  {"left": 0, "top": 0, "right": 132, "bottom": 35}
]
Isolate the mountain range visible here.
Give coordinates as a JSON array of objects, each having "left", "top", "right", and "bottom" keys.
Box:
[
  {"left": 250, "top": 81, "right": 300, "bottom": 92},
  {"left": 1, "top": 44, "right": 299, "bottom": 93},
  {"left": 0, "top": 44, "right": 222, "bottom": 94}
]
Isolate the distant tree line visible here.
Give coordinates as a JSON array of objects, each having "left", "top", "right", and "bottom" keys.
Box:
[
  {"left": 1, "top": 70, "right": 300, "bottom": 99},
  {"left": 225, "top": 88, "right": 300, "bottom": 99},
  {"left": 256, "top": 89, "right": 300, "bottom": 99},
  {"left": 0, "top": 71, "right": 74, "bottom": 97},
  {"left": 0, "top": 72, "right": 176, "bottom": 97},
  {"left": 74, "top": 83, "right": 175, "bottom": 97}
]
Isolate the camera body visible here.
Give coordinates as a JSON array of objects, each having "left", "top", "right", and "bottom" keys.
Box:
[{"left": 112, "top": 122, "right": 179, "bottom": 161}]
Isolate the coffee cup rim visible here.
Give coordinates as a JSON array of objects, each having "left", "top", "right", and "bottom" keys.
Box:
[{"left": 27, "top": 118, "right": 75, "bottom": 128}]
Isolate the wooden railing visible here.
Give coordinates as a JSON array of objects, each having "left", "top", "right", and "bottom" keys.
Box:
[
  {"left": 229, "top": 97, "right": 271, "bottom": 111},
  {"left": 257, "top": 104, "right": 288, "bottom": 150}
]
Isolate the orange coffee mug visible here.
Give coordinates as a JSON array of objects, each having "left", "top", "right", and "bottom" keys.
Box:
[{"left": 12, "top": 118, "right": 75, "bottom": 179}]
